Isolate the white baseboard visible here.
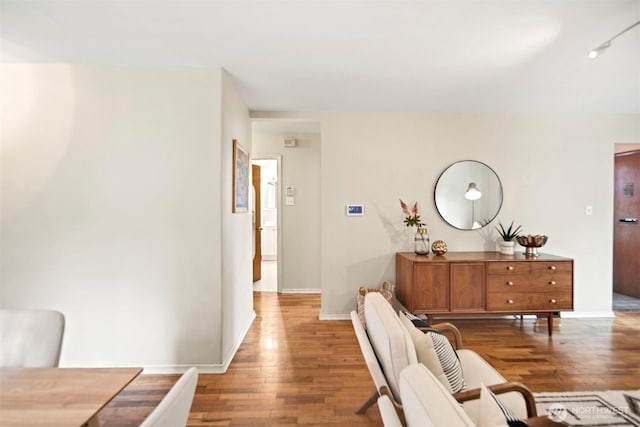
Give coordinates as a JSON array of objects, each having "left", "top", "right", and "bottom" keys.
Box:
[
  {"left": 319, "top": 313, "right": 351, "bottom": 320},
  {"left": 139, "top": 364, "right": 226, "bottom": 374},
  {"left": 219, "top": 309, "right": 257, "bottom": 371},
  {"left": 280, "top": 288, "right": 321, "bottom": 294},
  {"left": 561, "top": 311, "right": 615, "bottom": 319},
  {"left": 131, "top": 310, "right": 257, "bottom": 375}
]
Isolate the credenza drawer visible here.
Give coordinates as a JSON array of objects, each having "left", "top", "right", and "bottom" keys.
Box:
[
  {"left": 486, "top": 277, "right": 572, "bottom": 293},
  {"left": 487, "top": 292, "right": 573, "bottom": 311},
  {"left": 487, "top": 261, "right": 572, "bottom": 276}
]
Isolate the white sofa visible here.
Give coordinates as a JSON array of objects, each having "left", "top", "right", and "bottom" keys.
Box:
[{"left": 352, "top": 292, "right": 537, "bottom": 423}]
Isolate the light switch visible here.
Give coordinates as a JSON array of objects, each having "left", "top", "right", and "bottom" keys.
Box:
[{"left": 585, "top": 205, "right": 593, "bottom": 216}]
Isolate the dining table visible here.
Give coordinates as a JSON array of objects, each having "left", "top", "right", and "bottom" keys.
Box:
[{"left": 0, "top": 367, "right": 143, "bottom": 426}]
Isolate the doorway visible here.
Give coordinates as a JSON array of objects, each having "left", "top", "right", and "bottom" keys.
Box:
[
  {"left": 252, "top": 158, "right": 279, "bottom": 292},
  {"left": 613, "top": 144, "right": 640, "bottom": 310}
]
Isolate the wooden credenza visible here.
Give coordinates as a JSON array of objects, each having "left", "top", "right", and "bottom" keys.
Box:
[{"left": 395, "top": 252, "right": 574, "bottom": 335}]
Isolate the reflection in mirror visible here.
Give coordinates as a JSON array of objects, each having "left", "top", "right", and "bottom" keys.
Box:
[{"left": 434, "top": 160, "right": 503, "bottom": 230}]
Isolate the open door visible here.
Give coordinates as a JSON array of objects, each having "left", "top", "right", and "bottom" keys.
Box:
[
  {"left": 252, "top": 164, "right": 262, "bottom": 282},
  {"left": 614, "top": 150, "right": 640, "bottom": 298}
]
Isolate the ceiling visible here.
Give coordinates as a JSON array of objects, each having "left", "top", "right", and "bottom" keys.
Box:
[{"left": 1, "top": 0, "right": 639, "bottom": 114}]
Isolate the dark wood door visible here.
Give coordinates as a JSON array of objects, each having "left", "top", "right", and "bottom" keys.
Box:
[
  {"left": 252, "top": 164, "right": 262, "bottom": 282},
  {"left": 614, "top": 150, "right": 640, "bottom": 297}
]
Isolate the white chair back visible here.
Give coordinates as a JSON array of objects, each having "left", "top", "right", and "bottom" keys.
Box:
[
  {"left": 363, "top": 292, "right": 417, "bottom": 401},
  {"left": 350, "top": 310, "right": 390, "bottom": 393},
  {"left": 0, "top": 308, "right": 65, "bottom": 367},
  {"left": 140, "top": 367, "right": 198, "bottom": 427},
  {"left": 400, "top": 364, "right": 476, "bottom": 427}
]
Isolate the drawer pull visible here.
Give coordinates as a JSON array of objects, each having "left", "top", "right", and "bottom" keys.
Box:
[
  {"left": 549, "top": 280, "right": 557, "bottom": 285},
  {"left": 549, "top": 265, "right": 556, "bottom": 271},
  {"left": 506, "top": 281, "right": 514, "bottom": 286},
  {"left": 507, "top": 299, "right": 514, "bottom": 304},
  {"left": 507, "top": 266, "right": 514, "bottom": 271},
  {"left": 549, "top": 298, "right": 557, "bottom": 304}
]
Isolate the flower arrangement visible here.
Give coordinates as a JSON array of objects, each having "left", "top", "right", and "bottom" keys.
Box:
[{"left": 399, "top": 199, "right": 424, "bottom": 227}]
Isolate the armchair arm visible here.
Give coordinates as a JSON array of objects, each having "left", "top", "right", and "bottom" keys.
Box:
[
  {"left": 419, "top": 322, "right": 463, "bottom": 349},
  {"left": 377, "top": 395, "right": 404, "bottom": 427},
  {"left": 452, "top": 382, "right": 538, "bottom": 418}
]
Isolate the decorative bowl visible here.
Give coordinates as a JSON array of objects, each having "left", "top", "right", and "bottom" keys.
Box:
[
  {"left": 515, "top": 234, "right": 548, "bottom": 257},
  {"left": 431, "top": 240, "right": 448, "bottom": 256}
]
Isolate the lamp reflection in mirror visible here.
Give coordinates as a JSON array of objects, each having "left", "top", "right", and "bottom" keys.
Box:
[
  {"left": 464, "top": 182, "right": 482, "bottom": 201},
  {"left": 465, "top": 182, "right": 483, "bottom": 229}
]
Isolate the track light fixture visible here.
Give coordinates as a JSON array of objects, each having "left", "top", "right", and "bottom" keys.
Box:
[{"left": 588, "top": 20, "right": 640, "bottom": 59}]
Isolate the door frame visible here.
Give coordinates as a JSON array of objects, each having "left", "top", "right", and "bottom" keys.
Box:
[{"left": 253, "top": 155, "right": 283, "bottom": 293}]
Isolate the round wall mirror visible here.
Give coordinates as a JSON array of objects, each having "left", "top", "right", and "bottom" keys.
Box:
[{"left": 434, "top": 160, "right": 503, "bottom": 230}]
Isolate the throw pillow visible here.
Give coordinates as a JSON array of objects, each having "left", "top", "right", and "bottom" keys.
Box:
[
  {"left": 398, "top": 311, "right": 466, "bottom": 393},
  {"left": 479, "top": 383, "right": 529, "bottom": 427},
  {"left": 357, "top": 280, "right": 393, "bottom": 328},
  {"left": 402, "top": 310, "right": 431, "bottom": 328}
]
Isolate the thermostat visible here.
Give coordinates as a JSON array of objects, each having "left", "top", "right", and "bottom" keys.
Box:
[{"left": 346, "top": 204, "right": 364, "bottom": 216}]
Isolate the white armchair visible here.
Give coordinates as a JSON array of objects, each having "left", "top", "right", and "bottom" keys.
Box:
[
  {"left": 381, "top": 364, "right": 476, "bottom": 426},
  {"left": 379, "top": 364, "right": 564, "bottom": 427},
  {"left": 353, "top": 292, "right": 535, "bottom": 423}
]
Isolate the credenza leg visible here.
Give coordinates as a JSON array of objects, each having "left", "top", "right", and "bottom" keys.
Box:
[{"left": 547, "top": 312, "right": 553, "bottom": 336}]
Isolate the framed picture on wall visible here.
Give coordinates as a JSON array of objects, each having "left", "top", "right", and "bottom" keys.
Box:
[{"left": 233, "top": 139, "right": 250, "bottom": 213}]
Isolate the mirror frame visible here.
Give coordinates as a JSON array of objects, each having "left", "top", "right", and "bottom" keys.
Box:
[{"left": 434, "top": 160, "right": 503, "bottom": 230}]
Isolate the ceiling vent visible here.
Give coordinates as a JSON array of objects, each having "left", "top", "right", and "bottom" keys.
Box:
[{"left": 283, "top": 138, "right": 297, "bottom": 148}]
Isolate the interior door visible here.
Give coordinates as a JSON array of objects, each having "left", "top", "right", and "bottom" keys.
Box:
[
  {"left": 252, "top": 164, "right": 262, "bottom": 282},
  {"left": 613, "top": 150, "right": 640, "bottom": 298}
]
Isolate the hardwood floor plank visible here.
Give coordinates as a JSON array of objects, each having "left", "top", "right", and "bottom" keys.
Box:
[{"left": 99, "top": 293, "right": 640, "bottom": 426}]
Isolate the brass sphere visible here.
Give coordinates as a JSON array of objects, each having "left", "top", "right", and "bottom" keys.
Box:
[{"left": 431, "top": 240, "right": 448, "bottom": 255}]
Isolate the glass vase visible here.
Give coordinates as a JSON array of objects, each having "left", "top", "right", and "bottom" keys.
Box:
[{"left": 414, "top": 227, "right": 430, "bottom": 255}]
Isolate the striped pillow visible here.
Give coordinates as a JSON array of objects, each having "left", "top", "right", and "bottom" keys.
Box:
[
  {"left": 429, "top": 329, "right": 466, "bottom": 393},
  {"left": 479, "top": 383, "right": 529, "bottom": 427},
  {"left": 399, "top": 311, "right": 466, "bottom": 394}
]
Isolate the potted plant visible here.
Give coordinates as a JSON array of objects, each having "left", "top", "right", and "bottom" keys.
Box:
[{"left": 496, "top": 221, "right": 522, "bottom": 255}]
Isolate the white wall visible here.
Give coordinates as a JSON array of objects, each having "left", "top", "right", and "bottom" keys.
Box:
[
  {"left": 0, "top": 64, "right": 253, "bottom": 372},
  {"left": 220, "top": 70, "right": 255, "bottom": 365},
  {"left": 252, "top": 111, "right": 640, "bottom": 319},
  {"left": 253, "top": 131, "right": 321, "bottom": 292}
]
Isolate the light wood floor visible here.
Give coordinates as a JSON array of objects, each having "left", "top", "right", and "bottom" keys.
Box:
[{"left": 99, "top": 292, "right": 640, "bottom": 426}]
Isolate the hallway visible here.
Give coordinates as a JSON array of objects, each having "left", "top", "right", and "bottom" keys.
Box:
[{"left": 253, "top": 261, "right": 277, "bottom": 292}]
